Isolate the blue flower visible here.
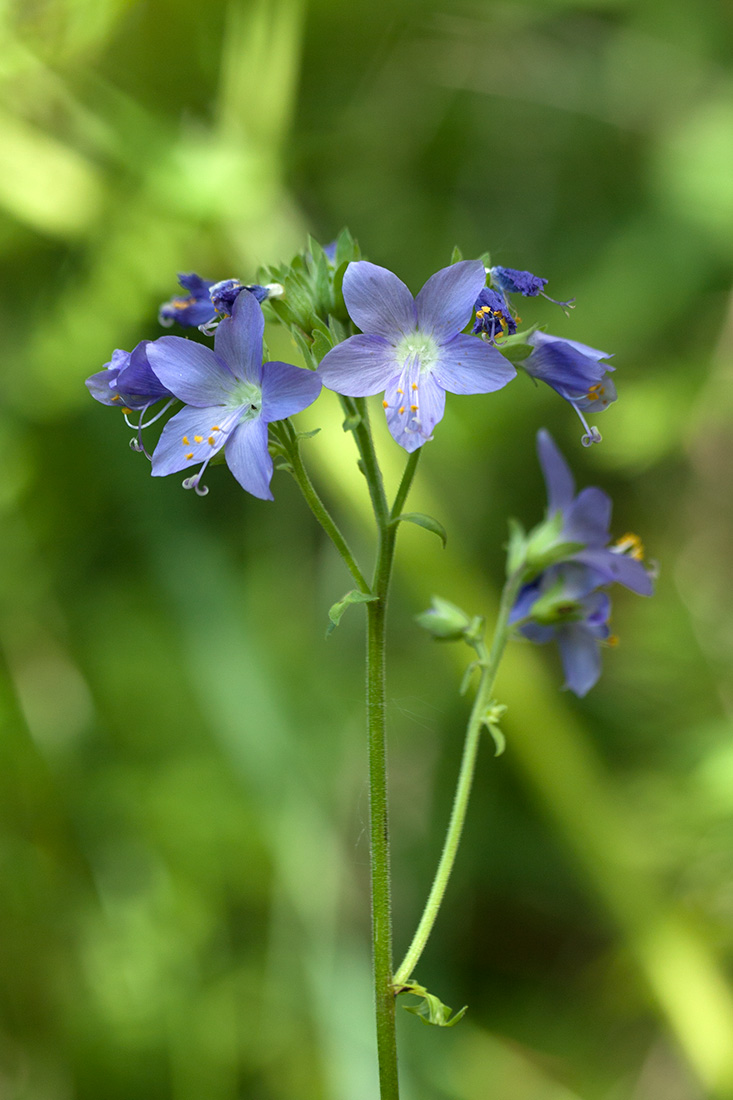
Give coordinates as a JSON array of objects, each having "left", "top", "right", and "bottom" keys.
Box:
[
  {"left": 525, "top": 332, "right": 617, "bottom": 446},
  {"left": 158, "top": 273, "right": 217, "bottom": 329},
  {"left": 489, "top": 265, "right": 574, "bottom": 313},
  {"left": 510, "top": 562, "right": 615, "bottom": 697},
  {"left": 147, "top": 290, "right": 321, "bottom": 498},
  {"left": 159, "top": 274, "right": 285, "bottom": 334},
  {"left": 86, "top": 341, "right": 176, "bottom": 454},
  {"left": 471, "top": 288, "right": 517, "bottom": 340},
  {"left": 317, "top": 260, "right": 516, "bottom": 452},
  {"left": 533, "top": 429, "right": 653, "bottom": 595}
]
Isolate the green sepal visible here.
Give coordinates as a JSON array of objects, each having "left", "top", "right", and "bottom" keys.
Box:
[
  {"left": 334, "top": 226, "right": 361, "bottom": 268},
  {"left": 449, "top": 245, "right": 463, "bottom": 264},
  {"left": 525, "top": 512, "right": 585, "bottom": 576},
  {"left": 390, "top": 512, "right": 447, "bottom": 548},
  {"left": 481, "top": 701, "right": 508, "bottom": 757},
  {"left": 289, "top": 328, "right": 316, "bottom": 369},
  {"left": 415, "top": 596, "right": 471, "bottom": 641},
  {"left": 495, "top": 329, "right": 537, "bottom": 364},
  {"left": 478, "top": 250, "right": 491, "bottom": 269},
  {"left": 326, "top": 589, "right": 377, "bottom": 637},
  {"left": 396, "top": 980, "right": 467, "bottom": 1028},
  {"left": 506, "top": 517, "right": 528, "bottom": 577}
]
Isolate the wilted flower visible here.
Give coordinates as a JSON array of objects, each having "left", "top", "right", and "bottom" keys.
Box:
[
  {"left": 158, "top": 273, "right": 218, "bottom": 329},
  {"left": 147, "top": 290, "right": 321, "bottom": 498},
  {"left": 524, "top": 332, "right": 617, "bottom": 446},
  {"left": 489, "top": 265, "right": 574, "bottom": 313},
  {"left": 318, "top": 260, "right": 516, "bottom": 451}
]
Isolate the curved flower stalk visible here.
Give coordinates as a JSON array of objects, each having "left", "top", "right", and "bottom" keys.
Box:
[
  {"left": 524, "top": 332, "right": 616, "bottom": 446},
  {"left": 147, "top": 290, "right": 321, "bottom": 498},
  {"left": 318, "top": 260, "right": 516, "bottom": 451}
]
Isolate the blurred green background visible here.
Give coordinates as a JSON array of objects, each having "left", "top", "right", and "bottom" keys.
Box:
[{"left": 2, "top": 1, "right": 733, "bottom": 1097}]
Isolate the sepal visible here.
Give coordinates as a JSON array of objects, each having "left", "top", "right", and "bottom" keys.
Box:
[
  {"left": 480, "top": 700, "right": 508, "bottom": 756},
  {"left": 395, "top": 980, "right": 467, "bottom": 1027},
  {"left": 525, "top": 512, "right": 584, "bottom": 575}
]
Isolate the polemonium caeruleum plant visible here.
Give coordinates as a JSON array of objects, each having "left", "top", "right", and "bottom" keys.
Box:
[{"left": 86, "top": 232, "right": 654, "bottom": 1100}]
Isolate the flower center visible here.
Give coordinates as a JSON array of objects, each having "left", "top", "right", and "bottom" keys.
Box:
[
  {"left": 394, "top": 332, "right": 440, "bottom": 375},
  {"left": 232, "top": 380, "right": 262, "bottom": 421}
]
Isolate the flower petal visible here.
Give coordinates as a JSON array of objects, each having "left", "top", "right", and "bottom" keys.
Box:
[
  {"left": 564, "top": 486, "right": 612, "bottom": 546},
  {"left": 260, "top": 361, "right": 322, "bottom": 422},
  {"left": 415, "top": 261, "right": 487, "bottom": 341},
  {"left": 556, "top": 623, "right": 602, "bottom": 697},
  {"left": 530, "top": 331, "right": 612, "bottom": 363},
  {"left": 151, "top": 405, "right": 238, "bottom": 477},
  {"left": 213, "top": 288, "right": 265, "bottom": 384},
  {"left": 342, "top": 261, "right": 417, "bottom": 340},
  {"left": 225, "top": 418, "right": 274, "bottom": 500},
  {"left": 575, "top": 547, "right": 654, "bottom": 596},
  {"left": 318, "top": 334, "right": 398, "bottom": 396},
  {"left": 117, "top": 341, "right": 172, "bottom": 401},
  {"left": 431, "top": 334, "right": 516, "bottom": 394},
  {"left": 384, "top": 366, "right": 445, "bottom": 452},
  {"left": 536, "top": 429, "right": 575, "bottom": 514},
  {"left": 147, "top": 337, "right": 239, "bottom": 407}
]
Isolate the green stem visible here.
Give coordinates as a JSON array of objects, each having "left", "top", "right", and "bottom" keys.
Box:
[
  {"left": 279, "top": 421, "right": 370, "bottom": 594},
  {"left": 394, "top": 567, "right": 526, "bottom": 986},
  {"left": 364, "top": 445, "right": 422, "bottom": 1100}
]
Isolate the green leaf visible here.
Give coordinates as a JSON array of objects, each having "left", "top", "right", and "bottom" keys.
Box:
[
  {"left": 390, "top": 512, "right": 447, "bottom": 548},
  {"left": 396, "top": 980, "right": 467, "bottom": 1027},
  {"left": 326, "top": 589, "right": 377, "bottom": 636},
  {"left": 449, "top": 245, "right": 463, "bottom": 264},
  {"left": 335, "top": 226, "right": 360, "bottom": 267}
]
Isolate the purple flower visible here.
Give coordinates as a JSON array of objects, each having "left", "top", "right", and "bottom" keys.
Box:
[
  {"left": 146, "top": 290, "right": 321, "bottom": 498},
  {"left": 535, "top": 429, "right": 653, "bottom": 595},
  {"left": 490, "top": 265, "right": 574, "bottom": 313},
  {"left": 86, "top": 342, "right": 176, "bottom": 454},
  {"left": 318, "top": 260, "right": 516, "bottom": 452},
  {"left": 525, "top": 332, "right": 617, "bottom": 446},
  {"left": 471, "top": 288, "right": 517, "bottom": 340},
  {"left": 159, "top": 274, "right": 284, "bottom": 334},
  {"left": 158, "top": 273, "right": 217, "bottom": 329},
  {"left": 510, "top": 562, "right": 614, "bottom": 697}
]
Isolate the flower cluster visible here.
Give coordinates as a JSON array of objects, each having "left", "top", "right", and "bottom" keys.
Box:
[
  {"left": 86, "top": 240, "right": 621, "bottom": 495},
  {"left": 510, "top": 430, "right": 653, "bottom": 695}
]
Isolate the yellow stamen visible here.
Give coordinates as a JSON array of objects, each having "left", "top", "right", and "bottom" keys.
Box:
[
  {"left": 208, "top": 436, "right": 215, "bottom": 445},
  {"left": 121, "top": 407, "right": 133, "bottom": 414},
  {"left": 111, "top": 394, "right": 122, "bottom": 402},
  {"left": 607, "top": 634, "right": 620, "bottom": 647},
  {"left": 182, "top": 435, "right": 189, "bottom": 445},
  {"left": 173, "top": 298, "right": 193, "bottom": 310},
  {"left": 382, "top": 400, "right": 389, "bottom": 408},
  {"left": 397, "top": 388, "right": 404, "bottom": 396},
  {"left": 614, "top": 533, "right": 644, "bottom": 560},
  {"left": 185, "top": 452, "right": 194, "bottom": 459},
  {"left": 411, "top": 382, "right": 418, "bottom": 390},
  {"left": 211, "top": 425, "right": 221, "bottom": 431},
  {"left": 410, "top": 404, "right": 418, "bottom": 412},
  {"left": 194, "top": 435, "right": 203, "bottom": 443},
  {"left": 398, "top": 405, "right": 405, "bottom": 415}
]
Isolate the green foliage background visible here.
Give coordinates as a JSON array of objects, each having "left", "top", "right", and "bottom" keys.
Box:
[{"left": 1, "top": 1, "right": 733, "bottom": 1097}]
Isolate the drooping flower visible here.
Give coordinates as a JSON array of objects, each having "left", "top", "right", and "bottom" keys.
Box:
[
  {"left": 524, "top": 331, "right": 617, "bottom": 446},
  {"left": 318, "top": 260, "right": 516, "bottom": 451},
  {"left": 510, "top": 561, "right": 615, "bottom": 697},
  {"left": 86, "top": 341, "right": 176, "bottom": 454},
  {"left": 147, "top": 289, "right": 321, "bottom": 498},
  {"left": 471, "top": 287, "right": 517, "bottom": 341},
  {"left": 532, "top": 429, "right": 653, "bottom": 595},
  {"left": 489, "top": 265, "right": 574, "bottom": 313}
]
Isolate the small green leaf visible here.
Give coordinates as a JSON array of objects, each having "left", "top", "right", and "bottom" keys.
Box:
[
  {"left": 326, "top": 589, "right": 377, "bottom": 636},
  {"left": 481, "top": 701, "right": 508, "bottom": 756},
  {"left": 295, "top": 428, "right": 321, "bottom": 441},
  {"left": 449, "top": 245, "right": 463, "bottom": 264},
  {"left": 391, "top": 512, "right": 447, "bottom": 548},
  {"left": 396, "top": 980, "right": 467, "bottom": 1027}
]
